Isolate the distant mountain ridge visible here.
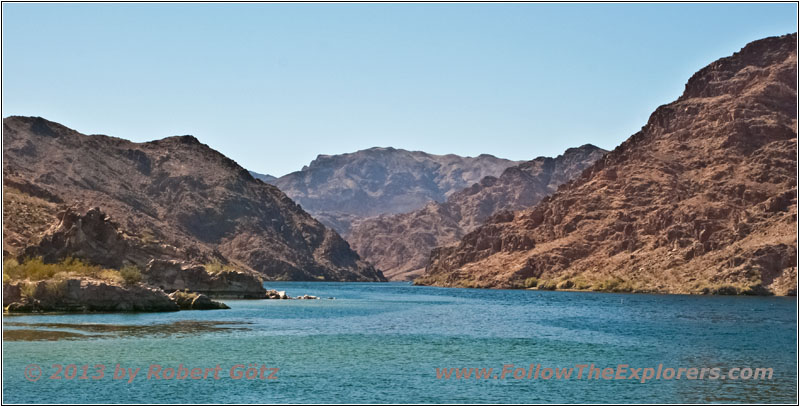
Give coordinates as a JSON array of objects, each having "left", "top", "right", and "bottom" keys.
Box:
[
  {"left": 249, "top": 171, "right": 277, "bottom": 183},
  {"left": 269, "top": 147, "right": 523, "bottom": 234},
  {"left": 348, "top": 144, "right": 607, "bottom": 280}
]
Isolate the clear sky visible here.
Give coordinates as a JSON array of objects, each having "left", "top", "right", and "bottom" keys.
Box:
[{"left": 2, "top": 3, "right": 797, "bottom": 177}]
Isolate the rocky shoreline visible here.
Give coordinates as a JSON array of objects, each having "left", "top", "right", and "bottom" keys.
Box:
[
  {"left": 4, "top": 278, "right": 182, "bottom": 313},
  {"left": 3, "top": 277, "right": 326, "bottom": 314}
]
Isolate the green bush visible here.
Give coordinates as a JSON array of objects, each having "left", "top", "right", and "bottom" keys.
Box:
[
  {"left": 524, "top": 277, "right": 539, "bottom": 288},
  {"left": 595, "top": 277, "right": 634, "bottom": 293},
  {"left": 204, "top": 260, "right": 236, "bottom": 274},
  {"left": 19, "top": 281, "right": 37, "bottom": 298},
  {"left": 3, "top": 257, "right": 103, "bottom": 281},
  {"left": 119, "top": 265, "right": 142, "bottom": 285},
  {"left": 573, "top": 279, "right": 591, "bottom": 290},
  {"left": 557, "top": 280, "right": 575, "bottom": 289},
  {"left": 537, "top": 280, "right": 557, "bottom": 291},
  {"left": 3, "top": 257, "right": 142, "bottom": 286},
  {"left": 44, "top": 279, "right": 67, "bottom": 297}
]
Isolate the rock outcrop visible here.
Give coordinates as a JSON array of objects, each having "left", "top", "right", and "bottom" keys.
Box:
[
  {"left": 17, "top": 207, "right": 268, "bottom": 298},
  {"left": 144, "top": 259, "right": 266, "bottom": 299},
  {"left": 168, "top": 290, "right": 230, "bottom": 310},
  {"left": 417, "top": 33, "right": 798, "bottom": 295},
  {"left": 3, "top": 117, "right": 384, "bottom": 282},
  {"left": 3, "top": 278, "right": 180, "bottom": 313},
  {"left": 23, "top": 207, "right": 184, "bottom": 268},
  {"left": 349, "top": 145, "right": 606, "bottom": 280},
  {"left": 269, "top": 147, "right": 522, "bottom": 234}
]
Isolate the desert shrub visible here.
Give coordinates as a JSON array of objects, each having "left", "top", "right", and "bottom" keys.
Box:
[
  {"left": 19, "top": 281, "right": 37, "bottom": 298},
  {"left": 524, "top": 277, "right": 539, "bottom": 288},
  {"left": 204, "top": 260, "right": 235, "bottom": 275},
  {"left": 710, "top": 285, "right": 740, "bottom": 295},
  {"left": 595, "top": 277, "right": 634, "bottom": 293},
  {"left": 140, "top": 228, "right": 158, "bottom": 244},
  {"left": 572, "top": 278, "right": 591, "bottom": 290},
  {"left": 96, "top": 269, "right": 124, "bottom": 285},
  {"left": 508, "top": 280, "right": 526, "bottom": 289},
  {"left": 457, "top": 279, "right": 477, "bottom": 288},
  {"left": 170, "top": 290, "right": 194, "bottom": 302},
  {"left": 44, "top": 279, "right": 67, "bottom": 297},
  {"left": 557, "top": 280, "right": 574, "bottom": 289},
  {"left": 2, "top": 257, "right": 141, "bottom": 286},
  {"left": 537, "top": 280, "right": 557, "bottom": 290},
  {"left": 3, "top": 258, "right": 97, "bottom": 281},
  {"left": 119, "top": 265, "right": 142, "bottom": 285},
  {"left": 2, "top": 258, "right": 16, "bottom": 283}
]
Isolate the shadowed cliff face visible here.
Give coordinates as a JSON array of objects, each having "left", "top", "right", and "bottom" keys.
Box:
[
  {"left": 269, "top": 147, "right": 523, "bottom": 234},
  {"left": 3, "top": 117, "right": 385, "bottom": 282},
  {"left": 418, "top": 33, "right": 798, "bottom": 295},
  {"left": 348, "top": 145, "right": 607, "bottom": 280}
]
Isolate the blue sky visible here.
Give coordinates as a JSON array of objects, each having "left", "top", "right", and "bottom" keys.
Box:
[{"left": 2, "top": 3, "right": 797, "bottom": 177}]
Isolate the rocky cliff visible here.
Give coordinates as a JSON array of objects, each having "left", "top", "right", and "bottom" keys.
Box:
[
  {"left": 349, "top": 145, "right": 606, "bottom": 280},
  {"left": 3, "top": 117, "right": 385, "bottom": 282},
  {"left": 418, "top": 33, "right": 797, "bottom": 295},
  {"left": 270, "top": 147, "right": 522, "bottom": 234}
]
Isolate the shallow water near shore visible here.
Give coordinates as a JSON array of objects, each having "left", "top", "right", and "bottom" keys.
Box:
[{"left": 2, "top": 282, "right": 796, "bottom": 403}]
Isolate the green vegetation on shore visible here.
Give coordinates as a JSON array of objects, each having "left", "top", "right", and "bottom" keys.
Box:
[{"left": 3, "top": 257, "right": 142, "bottom": 286}]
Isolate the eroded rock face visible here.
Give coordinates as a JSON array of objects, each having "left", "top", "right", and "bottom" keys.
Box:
[
  {"left": 17, "top": 207, "right": 267, "bottom": 298},
  {"left": 418, "top": 33, "right": 798, "bottom": 295},
  {"left": 270, "top": 147, "right": 523, "bottom": 234},
  {"left": 4, "top": 278, "right": 179, "bottom": 313},
  {"left": 3, "top": 118, "right": 384, "bottom": 282},
  {"left": 144, "top": 259, "right": 267, "bottom": 299},
  {"left": 22, "top": 207, "right": 185, "bottom": 269},
  {"left": 348, "top": 145, "right": 606, "bottom": 280}
]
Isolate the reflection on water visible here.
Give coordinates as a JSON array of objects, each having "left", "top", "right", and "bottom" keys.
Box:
[
  {"left": 4, "top": 329, "right": 91, "bottom": 341},
  {"left": 4, "top": 321, "right": 252, "bottom": 341}
]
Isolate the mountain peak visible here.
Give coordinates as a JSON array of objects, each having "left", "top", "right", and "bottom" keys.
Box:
[
  {"left": 272, "top": 148, "right": 523, "bottom": 233},
  {"left": 3, "top": 116, "right": 385, "bottom": 282},
  {"left": 680, "top": 32, "right": 796, "bottom": 101},
  {"left": 417, "top": 33, "right": 797, "bottom": 295}
]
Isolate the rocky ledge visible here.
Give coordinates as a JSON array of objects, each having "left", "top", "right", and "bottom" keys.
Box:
[
  {"left": 145, "top": 259, "right": 267, "bottom": 299},
  {"left": 2, "top": 277, "right": 328, "bottom": 313},
  {"left": 3, "top": 278, "right": 180, "bottom": 313}
]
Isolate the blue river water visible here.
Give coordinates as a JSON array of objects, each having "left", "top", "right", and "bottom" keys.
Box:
[{"left": 2, "top": 282, "right": 797, "bottom": 403}]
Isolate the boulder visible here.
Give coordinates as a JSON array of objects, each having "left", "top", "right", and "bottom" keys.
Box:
[
  {"left": 296, "top": 294, "right": 319, "bottom": 300},
  {"left": 168, "top": 290, "right": 229, "bottom": 310}
]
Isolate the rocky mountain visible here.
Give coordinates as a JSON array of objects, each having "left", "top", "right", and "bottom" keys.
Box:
[
  {"left": 269, "top": 147, "right": 522, "bottom": 234},
  {"left": 3, "top": 116, "right": 385, "bottom": 282},
  {"left": 349, "top": 145, "right": 607, "bottom": 280},
  {"left": 249, "top": 171, "right": 277, "bottom": 183},
  {"left": 417, "top": 33, "right": 797, "bottom": 295}
]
